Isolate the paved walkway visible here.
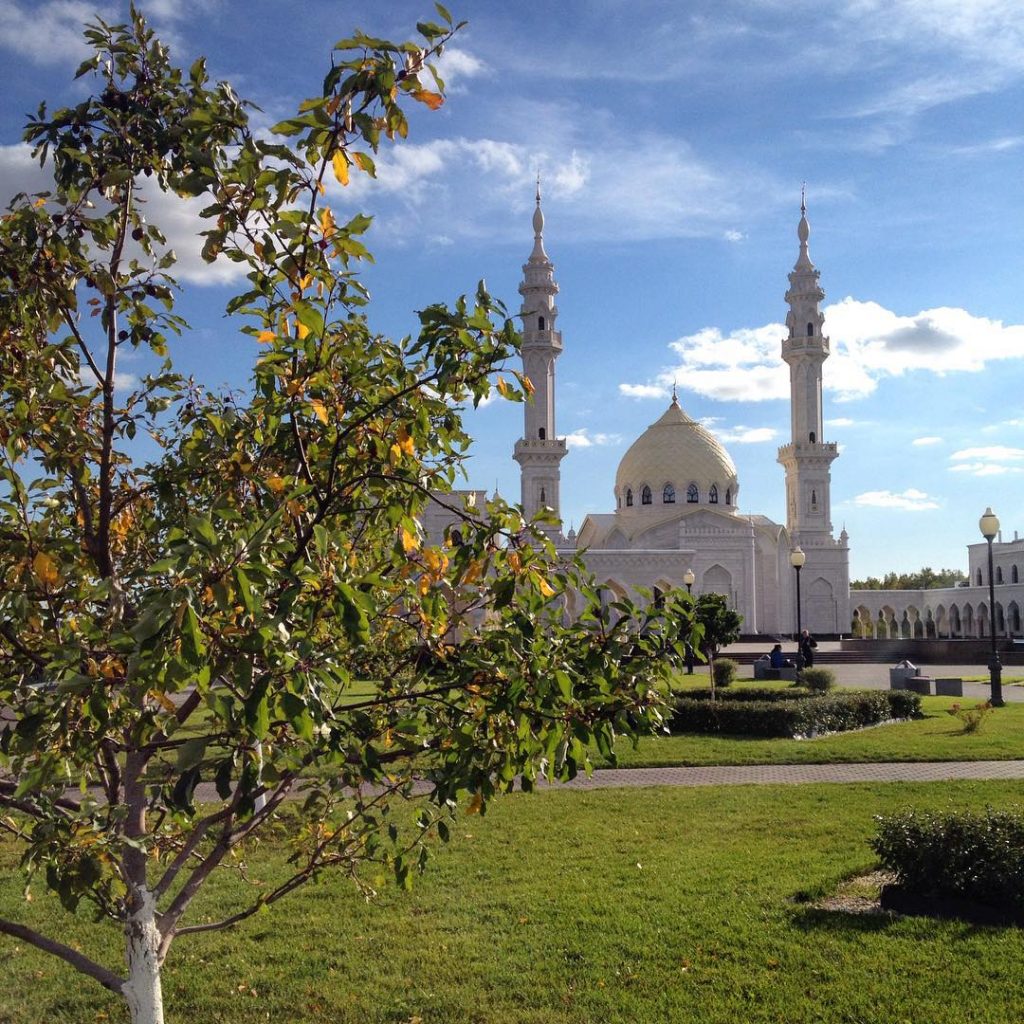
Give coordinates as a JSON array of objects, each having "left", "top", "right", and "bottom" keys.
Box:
[{"left": 561, "top": 759, "right": 1024, "bottom": 789}]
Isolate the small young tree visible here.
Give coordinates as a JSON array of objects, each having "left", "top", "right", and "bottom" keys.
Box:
[
  {"left": 0, "top": 9, "right": 689, "bottom": 1022},
  {"left": 693, "top": 593, "right": 743, "bottom": 698}
]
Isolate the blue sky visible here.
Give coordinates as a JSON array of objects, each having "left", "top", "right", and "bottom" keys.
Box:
[{"left": 2, "top": 0, "right": 1023, "bottom": 579}]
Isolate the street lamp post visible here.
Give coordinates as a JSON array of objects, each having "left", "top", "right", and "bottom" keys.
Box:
[
  {"left": 683, "top": 569, "right": 696, "bottom": 674},
  {"left": 979, "top": 507, "right": 1004, "bottom": 707},
  {"left": 790, "top": 547, "right": 806, "bottom": 667}
]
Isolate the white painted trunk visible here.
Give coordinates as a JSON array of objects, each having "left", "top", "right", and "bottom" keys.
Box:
[{"left": 123, "top": 887, "right": 165, "bottom": 1024}]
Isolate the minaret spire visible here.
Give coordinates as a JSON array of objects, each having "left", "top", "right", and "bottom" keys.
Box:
[{"left": 514, "top": 183, "right": 566, "bottom": 538}]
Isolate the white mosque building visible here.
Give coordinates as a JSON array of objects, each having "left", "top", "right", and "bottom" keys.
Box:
[{"left": 507, "top": 189, "right": 851, "bottom": 636}]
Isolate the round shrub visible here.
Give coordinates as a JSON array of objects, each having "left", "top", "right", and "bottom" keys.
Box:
[
  {"left": 712, "top": 658, "right": 738, "bottom": 688},
  {"left": 801, "top": 667, "right": 835, "bottom": 692}
]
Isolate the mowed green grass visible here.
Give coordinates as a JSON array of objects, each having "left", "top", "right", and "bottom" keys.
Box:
[
  {"left": 607, "top": 688, "right": 1024, "bottom": 768},
  {"left": 3, "top": 780, "right": 1024, "bottom": 1023}
]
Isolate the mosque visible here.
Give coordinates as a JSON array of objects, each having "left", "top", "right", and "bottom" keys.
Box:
[{"left": 505, "top": 189, "right": 851, "bottom": 636}]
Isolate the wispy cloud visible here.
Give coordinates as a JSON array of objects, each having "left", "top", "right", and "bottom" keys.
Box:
[
  {"left": 912, "top": 436, "right": 943, "bottom": 446},
  {"left": 948, "top": 445, "right": 1024, "bottom": 476},
  {"left": 563, "top": 428, "right": 622, "bottom": 449},
  {"left": 702, "top": 421, "right": 779, "bottom": 443},
  {"left": 853, "top": 488, "right": 940, "bottom": 511}
]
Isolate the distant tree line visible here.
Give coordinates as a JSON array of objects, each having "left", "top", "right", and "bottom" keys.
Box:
[{"left": 851, "top": 567, "right": 967, "bottom": 590}]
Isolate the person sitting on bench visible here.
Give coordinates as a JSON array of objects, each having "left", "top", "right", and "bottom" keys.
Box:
[{"left": 769, "top": 643, "right": 794, "bottom": 669}]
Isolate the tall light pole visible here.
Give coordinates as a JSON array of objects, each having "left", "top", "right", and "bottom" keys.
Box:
[
  {"left": 979, "top": 507, "right": 1004, "bottom": 707},
  {"left": 786, "top": 544, "right": 802, "bottom": 638},
  {"left": 683, "top": 569, "right": 696, "bottom": 674}
]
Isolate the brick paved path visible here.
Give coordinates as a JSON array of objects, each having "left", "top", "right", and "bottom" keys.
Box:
[{"left": 557, "top": 760, "right": 1024, "bottom": 789}]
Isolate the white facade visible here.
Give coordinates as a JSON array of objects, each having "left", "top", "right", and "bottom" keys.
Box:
[{"left": 513, "top": 192, "right": 851, "bottom": 636}]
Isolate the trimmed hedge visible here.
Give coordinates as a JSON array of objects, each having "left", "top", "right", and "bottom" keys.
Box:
[
  {"left": 872, "top": 808, "right": 1024, "bottom": 913},
  {"left": 712, "top": 658, "right": 738, "bottom": 688},
  {"left": 670, "top": 689, "right": 922, "bottom": 738},
  {"left": 801, "top": 667, "right": 835, "bottom": 692},
  {"left": 678, "top": 687, "right": 813, "bottom": 703}
]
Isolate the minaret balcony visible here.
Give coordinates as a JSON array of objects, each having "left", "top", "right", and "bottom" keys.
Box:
[
  {"left": 777, "top": 440, "right": 839, "bottom": 462},
  {"left": 521, "top": 329, "right": 562, "bottom": 350},
  {"left": 513, "top": 437, "right": 568, "bottom": 465}
]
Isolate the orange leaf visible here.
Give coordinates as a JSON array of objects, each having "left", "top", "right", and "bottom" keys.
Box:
[
  {"left": 397, "top": 424, "right": 415, "bottom": 457},
  {"left": 309, "top": 399, "right": 328, "bottom": 425},
  {"left": 32, "top": 551, "right": 59, "bottom": 587},
  {"left": 331, "top": 151, "right": 349, "bottom": 187},
  {"left": 266, "top": 475, "right": 286, "bottom": 494},
  {"left": 466, "top": 792, "right": 483, "bottom": 815},
  {"left": 295, "top": 322, "right": 310, "bottom": 341},
  {"left": 401, "top": 526, "right": 420, "bottom": 553},
  {"left": 257, "top": 330, "right": 275, "bottom": 343},
  {"left": 411, "top": 89, "right": 444, "bottom": 110}
]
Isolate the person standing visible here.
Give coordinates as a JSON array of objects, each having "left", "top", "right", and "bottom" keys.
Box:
[{"left": 799, "top": 629, "right": 817, "bottom": 669}]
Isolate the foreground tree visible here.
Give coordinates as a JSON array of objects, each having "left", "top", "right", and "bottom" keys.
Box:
[
  {"left": 692, "top": 593, "right": 743, "bottom": 697},
  {"left": 0, "top": 9, "right": 690, "bottom": 1022}
]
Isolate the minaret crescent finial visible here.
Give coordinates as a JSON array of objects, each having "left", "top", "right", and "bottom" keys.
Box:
[
  {"left": 800, "top": 181, "right": 806, "bottom": 216},
  {"left": 536, "top": 171, "right": 541, "bottom": 205},
  {"left": 672, "top": 379, "right": 678, "bottom": 404}
]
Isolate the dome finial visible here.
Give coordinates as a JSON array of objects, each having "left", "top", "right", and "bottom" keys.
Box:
[
  {"left": 671, "top": 379, "right": 679, "bottom": 405},
  {"left": 800, "top": 181, "right": 806, "bottom": 217},
  {"left": 536, "top": 171, "right": 541, "bottom": 206}
]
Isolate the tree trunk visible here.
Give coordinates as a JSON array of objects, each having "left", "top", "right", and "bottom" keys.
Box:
[{"left": 122, "top": 887, "right": 165, "bottom": 1024}]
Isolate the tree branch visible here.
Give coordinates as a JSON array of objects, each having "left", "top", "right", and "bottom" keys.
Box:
[{"left": 0, "top": 917, "right": 124, "bottom": 994}]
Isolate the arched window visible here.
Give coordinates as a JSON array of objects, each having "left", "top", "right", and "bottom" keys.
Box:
[
  {"left": 538, "top": 316, "right": 545, "bottom": 330},
  {"left": 538, "top": 427, "right": 545, "bottom": 440},
  {"left": 1013, "top": 565, "right": 1019, "bottom": 584},
  {"left": 540, "top": 487, "right": 546, "bottom": 504},
  {"left": 807, "top": 322, "right": 814, "bottom": 337},
  {"left": 686, "top": 483, "right": 699, "bottom": 503},
  {"left": 811, "top": 489, "right": 817, "bottom": 508},
  {"left": 663, "top": 483, "right": 675, "bottom": 504},
  {"left": 809, "top": 431, "right": 816, "bottom": 443},
  {"left": 997, "top": 566, "right": 1004, "bottom": 584},
  {"left": 977, "top": 568, "right": 983, "bottom": 586},
  {"left": 725, "top": 487, "right": 732, "bottom": 505},
  {"left": 709, "top": 484, "right": 718, "bottom": 504},
  {"left": 641, "top": 485, "right": 652, "bottom": 505},
  {"left": 625, "top": 488, "right": 633, "bottom": 507}
]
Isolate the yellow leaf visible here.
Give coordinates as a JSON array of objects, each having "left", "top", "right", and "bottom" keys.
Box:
[
  {"left": 32, "top": 551, "right": 59, "bottom": 587},
  {"left": 496, "top": 377, "right": 510, "bottom": 398},
  {"left": 397, "top": 424, "right": 415, "bottom": 456},
  {"left": 521, "top": 374, "right": 535, "bottom": 396},
  {"left": 411, "top": 89, "right": 445, "bottom": 110},
  {"left": 266, "top": 475, "right": 286, "bottom": 494},
  {"left": 389, "top": 442, "right": 402, "bottom": 467},
  {"left": 33, "top": 197, "right": 46, "bottom": 208},
  {"left": 295, "top": 322, "right": 310, "bottom": 341},
  {"left": 331, "top": 151, "right": 349, "bottom": 187},
  {"left": 257, "top": 330, "right": 275, "bottom": 343},
  {"left": 319, "top": 207, "right": 336, "bottom": 238},
  {"left": 537, "top": 575, "right": 555, "bottom": 598},
  {"left": 401, "top": 526, "right": 420, "bottom": 553},
  {"left": 150, "top": 690, "right": 177, "bottom": 713},
  {"left": 466, "top": 792, "right": 483, "bottom": 815},
  {"left": 309, "top": 399, "right": 328, "bottom": 425},
  {"left": 462, "top": 560, "right": 483, "bottom": 585},
  {"left": 326, "top": 93, "right": 341, "bottom": 116},
  {"left": 317, "top": 180, "right": 326, "bottom": 196},
  {"left": 507, "top": 551, "right": 522, "bottom": 573},
  {"left": 299, "top": 274, "right": 312, "bottom": 290}
]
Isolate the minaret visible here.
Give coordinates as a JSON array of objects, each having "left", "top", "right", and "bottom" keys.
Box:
[
  {"left": 777, "top": 191, "right": 839, "bottom": 541},
  {"left": 513, "top": 180, "right": 567, "bottom": 536}
]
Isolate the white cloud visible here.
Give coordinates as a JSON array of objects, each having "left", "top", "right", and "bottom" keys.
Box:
[
  {"left": 621, "top": 296, "right": 1024, "bottom": 405},
  {"left": 723, "top": 229, "right": 745, "bottom": 242},
  {"left": 434, "top": 47, "right": 486, "bottom": 91},
  {"left": 562, "top": 428, "right": 622, "bottom": 449},
  {"left": 948, "top": 446, "right": 1024, "bottom": 476},
  {"left": 0, "top": 0, "right": 106, "bottom": 65},
  {"left": 826, "top": 417, "right": 858, "bottom": 427},
  {"left": 619, "top": 383, "right": 669, "bottom": 400},
  {"left": 853, "top": 488, "right": 940, "bottom": 511},
  {"left": 703, "top": 422, "right": 779, "bottom": 443},
  {"left": 912, "top": 436, "right": 943, "bottom": 446}
]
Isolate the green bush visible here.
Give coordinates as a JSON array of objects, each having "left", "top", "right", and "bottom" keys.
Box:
[
  {"left": 670, "top": 690, "right": 921, "bottom": 738},
  {"left": 801, "top": 667, "right": 835, "bottom": 692},
  {"left": 680, "top": 687, "right": 811, "bottom": 703},
  {"left": 712, "top": 658, "right": 738, "bottom": 688},
  {"left": 872, "top": 808, "right": 1024, "bottom": 911}
]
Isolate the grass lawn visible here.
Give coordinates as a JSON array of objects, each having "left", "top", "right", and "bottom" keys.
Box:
[
  {"left": 606, "top": 688, "right": 1023, "bottom": 768},
  {"left": 2, "top": 780, "right": 1024, "bottom": 1023}
]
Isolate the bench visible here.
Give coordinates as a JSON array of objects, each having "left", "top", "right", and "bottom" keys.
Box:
[
  {"left": 754, "top": 662, "right": 798, "bottom": 682},
  {"left": 935, "top": 677, "right": 964, "bottom": 697}
]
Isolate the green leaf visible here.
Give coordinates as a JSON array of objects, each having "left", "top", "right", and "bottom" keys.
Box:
[{"left": 177, "top": 736, "right": 208, "bottom": 770}]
